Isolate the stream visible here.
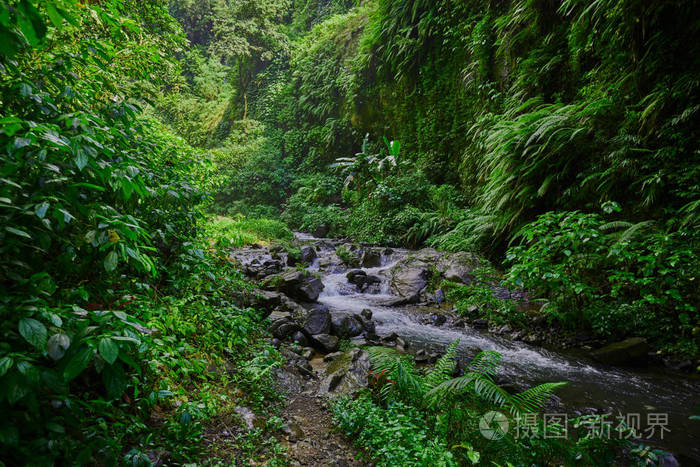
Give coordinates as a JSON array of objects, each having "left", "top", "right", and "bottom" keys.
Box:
[{"left": 297, "top": 233, "right": 700, "bottom": 462}]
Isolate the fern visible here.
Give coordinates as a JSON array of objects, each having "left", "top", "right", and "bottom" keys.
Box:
[
  {"left": 367, "top": 346, "right": 424, "bottom": 403},
  {"left": 367, "top": 342, "right": 566, "bottom": 422},
  {"left": 424, "top": 339, "right": 459, "bottom": 391},
  {"left": 506, "top": 382, "right": 568, "bottom": 417}
]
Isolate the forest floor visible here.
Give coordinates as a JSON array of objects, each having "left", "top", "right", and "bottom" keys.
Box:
[
  {"left": 279, "top": 383, "right": 366, "bottom": 466},
  {"left": 198, "top": 351, "right": 365, "bottom": 466}
]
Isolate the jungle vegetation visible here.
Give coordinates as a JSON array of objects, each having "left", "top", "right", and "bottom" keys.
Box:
[{"left": 0, "top": 0, "right": 698, "bottom": 464}]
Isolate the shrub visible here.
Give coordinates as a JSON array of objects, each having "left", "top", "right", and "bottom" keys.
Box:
[
  {"left": 333, "top": 395, "right": 456, "bottom": 466},
  {"left": 506, "top": 204, "right": 700, "bottom": 349}
]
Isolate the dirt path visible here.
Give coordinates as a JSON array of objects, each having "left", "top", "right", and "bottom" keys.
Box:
[{"left": 279, "top": 383, "right": 367, "bottom": 466}]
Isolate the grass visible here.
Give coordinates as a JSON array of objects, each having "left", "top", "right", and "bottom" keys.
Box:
[{"left": 205, "top": 215, "right": 294, "bottom": 249}]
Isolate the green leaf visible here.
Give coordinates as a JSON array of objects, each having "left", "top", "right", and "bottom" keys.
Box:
[
  {"left": 6, "top": 373, "right": 28, "bottom": 404},
  {"left": 104, "top": 251, "right": 118, "bottom": 272},
  {"left": 102, "top": 363, "right": 127, "bottom": 399},
  {"left": 35, "top": 201, "right": 49, "bottom": 219},
  {"left": 58, "top": 208, "right": 74, "bottom": 223},
  {"left": 0, "top": 356, "right": 13, "bottom": 377},
  {"left": 74, "top": 149, "right": 87, "bottom": 170},
  {"left": 46, "top": 4, "right": 64, "bottom": 28},
  {"left": 71, "top": 182, "right": 105, "bottom": 191},
  {"left": 98, "top": 338, "right": 119, "bottom": 365},
  {"left": 63, "top": 347, "right": 94, "bottom": 381},
  {"left": 46, "top": 422, "right": 65, "bottom": 434},
  {"left": 5, "top": 226, "right": 31, "bottom": 239},
  {"left": 13, "top": 137, "right": 31, "bottom": 149},
  {"left": 19, "top": 318, "right": 47, "bottom": 350}
]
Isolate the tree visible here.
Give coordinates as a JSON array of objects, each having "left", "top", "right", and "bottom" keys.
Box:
[{"left": 209, "top": 0, "right": 290, "bottom": 119}]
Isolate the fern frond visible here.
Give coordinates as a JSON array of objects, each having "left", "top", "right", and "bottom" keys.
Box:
[
  {"left": 367, "top": 346, "right": 424, "bottom": 404},
  {"left": 599, "top": 221, "right": 632, "bottom": 231},
  {"left": 367, "top": 346, "right": 401, "bottom": 373},
  {"left": 393, "top": 358, "right": 424, "bottom": 403},
  {"left": 426, "top": 372, "right": 510, "bottom": 409},
  {"left": 466, "top": 350, "right": 501, "bottom": 377},
  {"left": 506, "top": 382, "right": 567, "bottom": 418},
  {"left": 424, "top": 339, "right": 459, "bottom": 390}
]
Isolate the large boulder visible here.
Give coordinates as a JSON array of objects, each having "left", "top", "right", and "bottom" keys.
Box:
[
  {"left": 244, "top": 258, "right": 285, "bottom": 279},
  {"left": 262, "top": 269, "right": 324, "bottom": 302},
  {"left": 389, "top": 249, "right": 485, "bottom": 299},
  {"left": 591, "top": 337, "right": 649, "bottom": 365},
  {"left": 347, "top": 269, "right": 381, "bottom": 292},
  {"left": 310, "top": 334, "right": 339, "bottom": 353},
  {"left": 302, "top": 304, "right": 332, "bottom": 335},
  {"left": 268, "top": 313, "right": 301, "bottom": 340},
  {"left": 390, "top": 265, "right": 430, "bottom": 298},
  {"left": 249, "top": 290, "right": 282, "bottom": 316},
  {"left": 318, "top": 348, "right": 370, "bottom": 397},
  {"left": 443, "top": 252, "right": 481, "bottom": 284},
  {"left": 331, "top": 314, "right": 364, "bottom": 338}
]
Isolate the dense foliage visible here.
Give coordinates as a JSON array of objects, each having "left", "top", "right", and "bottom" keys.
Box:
[
  {"left": 2, "top": 0, "right": 699, "bottom": 464},
  {"left": 334, "top": 342, "right": 646, "bottom": 465},
  {"left": 0, "top": 1, "right": 288, "bottom": 464},
  {"left": 159, "top": 0, "right": 699, "bottom": 355}
]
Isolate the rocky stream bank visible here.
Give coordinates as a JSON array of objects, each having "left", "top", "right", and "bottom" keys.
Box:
[{"left": 228, "top": 234, "right": 700, "bottom": 464}]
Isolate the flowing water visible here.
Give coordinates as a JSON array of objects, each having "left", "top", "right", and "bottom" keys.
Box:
[{"left": 298, "top": 233, "right": 700, "bottom": 462}]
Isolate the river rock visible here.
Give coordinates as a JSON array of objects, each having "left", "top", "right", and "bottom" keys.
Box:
[
  {"left": 443, "top": 252, "right": 481, "bottom": 284},
  {"left": 361, "top": 308, "right": 372, "bottom": 320},
  {"left": 390, "top": 263, "right": 430, "bottom": 298},
  {"left": 324, "top": 351, "right": 343, "bottom": 362},
  {"left": 494, "top": 324, "right": 511, "bottom": 335},
  {"left": 248, "top": 290, "right": 282, "bottom": 316},
  {"left": 310, "top": 334, "right": 339, "bottom": 353},
  {"left": 262, "top": 269, "right": 324, "bottom": 302},
  {"left": 292, "top": 331, "right": 309, "bottom": 347},
  {"left": 331, "top": 314, "right": 364, "bottom": 338},
  {"left": 591, "top": 337, "right": 649, "bottom": 365},
  {"left": 313, "top": 225, "right": 329, "bottom": 238},
  {"left": 361, "top": 249, "right": 382, "bottom": 267},
  {"left": 245, "top": 258, "right": 285, "bottom": 279},
  {"left": 302, "top": 304, "right": 332, "bottom": 335},
  {"left": 415, "top": 349, "right": 429, "bottom": 363},
  {"left": 301, "top": 347, "right": 314, "bottom": 360},
  {"left": 346, "top": 269, "right": 366, "bottom": 283},
  {"left": 318, "top": 348, "right": 370, "bottom": 397},
  {"left": 474, "top": 318, "right": 489, "bottom": 329},
  {"left": 434, "top": 289, "right": 446, "bottom": 304},
  {"left": 361, "top": 318, "right": 376, "bottom": 335},
  {"left": 268, "top": 315, "right": 301, "bottom": 340},
  {"left": 523, "top": 333, "right": 541, "bottom": 345},
  {"left": 300, "top": 246, "right": 317, "bottom": 263},
  {"left": 430, "top": 313, "right": 447, "bottom": 326}
]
